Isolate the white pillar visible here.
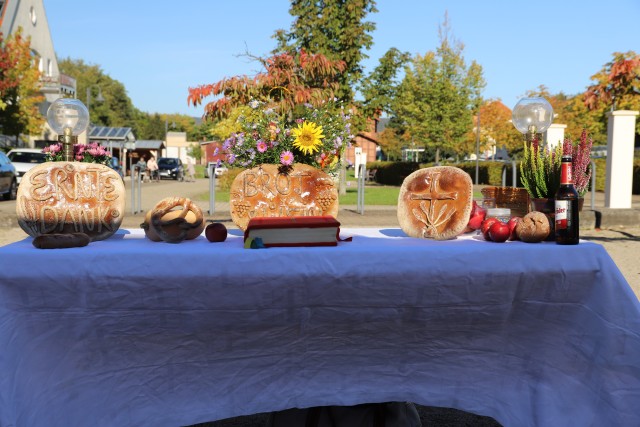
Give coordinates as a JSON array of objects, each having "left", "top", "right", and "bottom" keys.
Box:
[
  {"left": 545, "top": 123, "right": 566, "bottom": 149},
  {"left": 605, "top": 110, "right": 639, "bottom": 208}
]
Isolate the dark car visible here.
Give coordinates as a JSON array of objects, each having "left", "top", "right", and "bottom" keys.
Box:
[
  {"left": 0, "top": 151, "right": 18, "bottom": 200},
  {"left": 157, "top": 157, "right": 184, "bottom": 181}
]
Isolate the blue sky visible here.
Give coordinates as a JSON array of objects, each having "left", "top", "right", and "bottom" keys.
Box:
[{"left": 44, "top": 0, "right": 640, "bottom": 118}]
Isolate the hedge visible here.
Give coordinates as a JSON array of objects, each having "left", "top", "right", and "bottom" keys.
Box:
[{"left": 367, "top": 159, "right": 640, "bottom": 195}]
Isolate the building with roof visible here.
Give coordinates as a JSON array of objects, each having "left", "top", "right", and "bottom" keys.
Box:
[
  {"left": 0, "top": 0, "right": 76, "bottom": 147},
  {"left": 344, "top": 117, "right": 381, "bottom": 168},
  {"left": 87, "top": 126, "right": 136, "bottom": 175}
]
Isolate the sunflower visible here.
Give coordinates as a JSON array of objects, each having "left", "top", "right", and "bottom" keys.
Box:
[{"left": 292, "top": 121, "right": 324, "bottom": 155}]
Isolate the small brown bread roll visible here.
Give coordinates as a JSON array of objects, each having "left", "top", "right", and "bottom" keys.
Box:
[
  {"left": 32, "top": 233, "right": 91, "bottom": 249},
  {"left": 516, "top": 211, "right": 551, "bottom": 243}
]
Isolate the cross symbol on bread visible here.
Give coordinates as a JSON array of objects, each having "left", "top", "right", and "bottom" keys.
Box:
[{"left": 409, "top": 172, "right": 458, "bottom": 203}]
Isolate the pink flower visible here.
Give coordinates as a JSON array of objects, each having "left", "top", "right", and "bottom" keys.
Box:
[
  {"left": 280, "top": 150, "right": 294, "bottom": 166},
  {"left": 256, "top": 140, "right": 268, "bottom": 153}
]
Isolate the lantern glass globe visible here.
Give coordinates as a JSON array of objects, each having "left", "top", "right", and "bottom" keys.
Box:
[
  {"left": 512, "top": 97, "right": 554, "bottom": 134},
  {"left": 46, "top": 98, "right": 90, "bottom": 135}
]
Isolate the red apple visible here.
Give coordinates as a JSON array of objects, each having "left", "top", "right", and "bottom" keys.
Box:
[
  {"left": 205, "top": 222, "right": 228, "bottom": 242},
  {"left": 467, "top": 213, "right": 485, "bottom": 231},
  {"left": 488, "top": 221, "right": 510, "bottom": 243},
  {"left": 507, "top": 217, "right": 522, "bottom": 241},
  {"left": 481, "top": 217, "right": 500, "bottom": 241},
  {"left": 464, "top": 201, "right": 487, "bottom": 233}
]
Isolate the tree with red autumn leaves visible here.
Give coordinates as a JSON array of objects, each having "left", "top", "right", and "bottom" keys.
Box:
[
  {"left": 584, "top": 51, "right": 640, "bottom": 111},
  {"left": 0, "top": 28, "right": 44, "bottom": 141},
  {"left": 187, "top": 49, "right": 346, "bottom": 121}
]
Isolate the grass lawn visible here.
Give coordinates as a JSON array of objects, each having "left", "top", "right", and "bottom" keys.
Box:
[
  {"left": 199, "top": 182, "right": 483, "bottom": 205},
  {"left": 196, "top": 168, "right": 482, "bottom": 205},
  {"left": 197, "top": 184, "right": 401, "bottom": 205}
]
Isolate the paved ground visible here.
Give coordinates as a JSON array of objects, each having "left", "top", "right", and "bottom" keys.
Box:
[{"left": 1, "top": 176, "right": 639, "bottom": 427}]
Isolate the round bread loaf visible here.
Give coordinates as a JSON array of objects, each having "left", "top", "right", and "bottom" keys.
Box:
[
  {"left": 397, "top": 166, "right": 473, "bottom": 240},
  {"left": 516, "top": 211, "right": 551, "bottom": 243}
]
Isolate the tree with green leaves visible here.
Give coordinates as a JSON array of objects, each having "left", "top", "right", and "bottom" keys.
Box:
[
  {"left": 392, "top": 15, "right": 485, "bottom": 163},
  {"left": 0, "top": 29, "right": 44, "bottom": 143},
  {"left": 60, "top": 58, "right": 202, "bottom": 141},
  {"left": 273, "top": 0, "right": 377, "bottom": 103},
  {"left": 58, "top": 58, "right": 138, "bottom": 128},
  {"left": 186, "top": 143, "right": 203, "bottom": 163},
  {"left": 359, "top": 47, "right": 410, "bottom": 120},
  {"left": 377, "top": 125, "right": 405, "bottom": 161}
]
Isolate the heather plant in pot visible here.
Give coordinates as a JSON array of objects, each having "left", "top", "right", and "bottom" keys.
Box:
[
  {"left": 563, "top": 128, "right": 594, "bottom": 197},
  {"left": 520, "top": 134, "right": 562, "bottom": 201}
]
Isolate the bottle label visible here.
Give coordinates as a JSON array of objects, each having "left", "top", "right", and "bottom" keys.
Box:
[
  {"left": 560, "top": 161, "right": 573, "bottom": 184},
  {"left": 555, "top": 200, "right": 570, "bottom": 230}
]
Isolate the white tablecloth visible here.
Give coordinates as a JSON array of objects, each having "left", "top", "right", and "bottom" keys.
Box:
[{"left": 1, "top": 228, "right": 639, "bottom": 427}]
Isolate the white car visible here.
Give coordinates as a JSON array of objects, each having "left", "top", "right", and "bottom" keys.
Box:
[
  {"left": 7, "top": 148, "right": 47, "bottom": 184},
  {"left": 204, "top": 162, "right": 228, "bottom": 178}
]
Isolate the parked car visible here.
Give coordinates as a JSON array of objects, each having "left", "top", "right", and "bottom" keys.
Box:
[
  {"left": 157, "top": 157, "right": 184, "bottom": 181},
  {"left": 203, "top": 162, "right": 228, "bottom": 178},
  {"left": 0, "top": 151, "right": 17, "bottom": 200},
  {"left": 7, "top": 148, "right": 47, "bottom": 184}
]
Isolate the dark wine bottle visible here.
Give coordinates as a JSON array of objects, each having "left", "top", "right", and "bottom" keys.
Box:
[{"left": 555, "top": 155, "right": 579, "bottom": 245}]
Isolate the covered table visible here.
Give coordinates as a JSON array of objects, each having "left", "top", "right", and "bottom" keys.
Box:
[{"left": 1, "top": 228, "right": 639, "bottom": 427}]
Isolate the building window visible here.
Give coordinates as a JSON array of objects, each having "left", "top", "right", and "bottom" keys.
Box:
[
  {"left": 30, "top": 6, "right": 37, "bottom": 25},
  {"left": 47, "top": 59, "right": 52, "bottom": 76}
]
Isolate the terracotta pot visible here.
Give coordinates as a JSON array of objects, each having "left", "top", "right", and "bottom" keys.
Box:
[
  {"left": 530, "top": 198, "right": 555, "bottom": 241},
  {"left": 530, "top": 197, "right": 555, "bottom": 215}
]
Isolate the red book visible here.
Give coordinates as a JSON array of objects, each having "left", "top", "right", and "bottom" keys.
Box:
[{"left": 244, "top": 215, "right": 341, "bottom": 247}]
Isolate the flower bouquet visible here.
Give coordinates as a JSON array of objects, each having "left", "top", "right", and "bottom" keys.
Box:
[
  {"left": 43, "top": 141, "right": 112, "bottom": 166},
  {"left": 219, "top": 99, "right": 353, "bottom": 174},
  {"left": 219, "top": 99, "right": 354, "bottom": 231}
]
